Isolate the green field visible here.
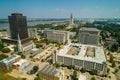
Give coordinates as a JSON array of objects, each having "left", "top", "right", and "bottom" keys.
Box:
[{"left": 0, "top": 70, "right": 17, "bottom": 80}]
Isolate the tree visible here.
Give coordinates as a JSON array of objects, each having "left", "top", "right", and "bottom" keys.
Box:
[
  {"left": 36, "top": 44, "right": 41, "bottom": 48},
  {"left": 117, "top": 38, "right": 120, "bottom": 45},
  {"left": 0, "top": 41, "right": 4, "bottom": 49},
  {"left": 80, "top": 68, "right": 86, "bottom": 73},
  {"left": 72, "top": 70, "right": 77, "bottom": 80},
  {"left": 73, "top": 70, "right": 77, "bottom": 78},
  {"left": 22, "top": 78, "right": 27, "bottom": 80},
  {"left": 1, "top": 48, "right": 10, "bottom": 53},
  {"left": 13, "top": 46, "right": 18, "bottom": 52},
  {"left": 91, "top": 77, "right": 96, "bottom": 80},
  {"left": 31, "top": 66, "right": 39, "bottom": 74},
  {"left": 114, "top": 68, "right": 119, "bottom": 73},
  {"left": 107, "top": 68, "right": 110, "bottom": 73},
  {"left": 61, "top": 64, "right": 66, "bottom": 67},
  {"left": 107, "top": 52, "right": 110, "bottom": 55},
  {"left": 55, "top": 63, "right": 60, "bottom": 68},
  {"left": 67, "top": 65, "right": 74, "bottom": 69},
  {"left": 112, "top": 61, "right": 116, "bottom": 68},
  {"left": 0, "top": 54, "right": 8, "bottom": 60},
  {"left": 90, "top": 69, "right": 97, "bottom": 75},
  {"left": 111, "top": 43, "right": 119, "bottom": 52},
  {"left": 17, "top": 52, "right": 25, "bottom": 59},
  {"left": 110, "top": 54, "right": 113, "bottom": 63},
  {"left": 34, "top": 77, "right": 41, "bottom": 80}
]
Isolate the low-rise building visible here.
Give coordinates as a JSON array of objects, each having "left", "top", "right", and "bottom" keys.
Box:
[
  {"left": 39, "top": 43, "right": 46, "bottom": 48},
  {"left": 1, "top": 38, "right": 35, "bottom": 52},
  {"left": 21, "top": 40, "right": 35, "bottom": 52},
  {"left": 13, "top": 60, "right": 34, "bottom": 74},
  {"left": 44, "top": 30, "right": 69, "bottom": 43},
  {"left": 29, "top": 48, "right": 41, "bottom": 57},
  {"left": 0, "top": 54, "right": 35, "bottom": 73},
  {"left": 0, "top": 31, "right": 8, "bottom": 38},
  {"left": 38, "top": 64, "right": 64, "bottom": 80},
  {"left": 53, "top": 43, "right": 107, "bottom": 75},
  {"left": 28, "top": 28, "right": 39, "bottom": 40},
  {"left": 0, "top": 54, "right": 21, "bottom": 72},
  {"left": 78, "top": 27, "right": 100, "bottom": 45}
]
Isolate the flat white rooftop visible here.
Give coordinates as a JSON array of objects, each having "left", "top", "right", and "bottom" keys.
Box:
[
  {"left": 80, "top": 27, "right": 99, "bottom": 32},
  {"left": 57, "top": 43, "right": 106, "bottom": 64}
]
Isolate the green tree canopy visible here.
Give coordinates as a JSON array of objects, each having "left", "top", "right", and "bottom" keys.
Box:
[
  {"left": 110, "top": 54, "right": 113, "bottom": 63},
  {"left": 32, "top": 66, "right": 39, "bottom": 74},
  {"left": 0, "top": 54, "right": 8, "bottom": 60},
  {"left": 90, "top": 69, "right": 97, "bottom": 75},
  {"left": 107, "top": 68, "right": 110, "bottom": 73},
  {"left": 1, "top": 48, "right": 10, "bottom": 53},
  {"left": 112, "top": 61, "right": 116, "bottom": 68},
  {"left": 34, "top": 77, "right": 41, "bottom": 80},
  {"left": 80, "top": 68, "right": 86, "bottom": 73},
  {"left": 91, "top": 77, "right": 96, "bottom": 80},
  {"left": 0, "top": 41, "right": 4, "bottom": 49},
  {"left": 72, "top": 70, "right": 78, "bottom": 80}
]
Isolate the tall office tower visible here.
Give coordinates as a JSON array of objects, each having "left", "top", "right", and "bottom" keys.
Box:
[
  {"left": 69, "top": 13, "right": 74, "bottom": 25},
  {"left": 8, "top": 13, "right": 28, "bottom": 40},
  {"left": 78, "top": 27, "right": 100, "bottom": 45}
]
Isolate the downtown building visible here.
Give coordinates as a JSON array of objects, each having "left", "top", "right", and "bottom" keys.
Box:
[
  {"left": 0, "top": 54, "right": 34, "bottom": 73},
  {"left": 38, "top": 64, "right": 64, "bottom": 80},
  {"left": 0, "top": 54, "right": 21, "bottom": 72},
  {"left": 44, "top": 30, "right": 69, "bottom": 43},
  {"left": 53, "top": 27, "right": 107, "bottom": 75},
  {"left": 78, "top": 27, "right": 100, "bottom": 45},
  {"left": 8, "top": 13, "right": 28, "bottom": 40},
  {"left": 1, "top": 13, "right": 34, "bottom": 52},
  {"left": 53, "top": 43, "right": 107, "bottom": 75},
  {"left": 28, "top": 28, "right": 39, "bottom": 40}
]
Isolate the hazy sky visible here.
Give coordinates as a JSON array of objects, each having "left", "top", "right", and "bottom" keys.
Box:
[{"left": 0, "top": 0, "right": 120, "bottom": 18}]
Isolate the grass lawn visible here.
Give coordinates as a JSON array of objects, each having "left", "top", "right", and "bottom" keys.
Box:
[{"left": 0, "top": 70, "right": 17, "bottom": 80}]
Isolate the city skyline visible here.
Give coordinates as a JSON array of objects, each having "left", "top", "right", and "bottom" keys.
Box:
[{"left": 0, "top": 0, "right": 120, "bottom": 18}]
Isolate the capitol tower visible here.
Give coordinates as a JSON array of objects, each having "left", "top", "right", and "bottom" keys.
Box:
[
  {"left": 69, "top": 13, "right": 74, "bottom": 25},
  {"left": 66, "top": 13, "right": 76, "bottom": 29}
]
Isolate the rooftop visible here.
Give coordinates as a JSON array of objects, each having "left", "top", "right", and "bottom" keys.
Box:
[
  {"left": 0, "top": 54, "right": 21, "bottom": 64},
  {"left": 80, "top": 27, "right": 99, "bottom": 32},
  {"left": 86, "top": 47, "right": 95, "bottom": 57},
  {"left": 11, "top": 13, "right": 23, "bottom": 16},
  {"left": 39, "top": 64, "right": 63, "bottom": 77},
  {"left": 13, "top": 59, "right": 27, "bottom": 66},
  {"left": 57, "top": 43, "right": 106, "bottom": 63},
  {"left": 31, "top": 48, "right": 39, "bottom": 52},
  {"left": 20, "top": 62, "right": 34, "bottom": 73},
  {"left": 45, "top": 30, "right": 68, "bottom": 34}
]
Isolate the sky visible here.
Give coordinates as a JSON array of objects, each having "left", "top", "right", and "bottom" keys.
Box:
[{"left": 0, "top": 0, "right": 120, "bottom": 18}]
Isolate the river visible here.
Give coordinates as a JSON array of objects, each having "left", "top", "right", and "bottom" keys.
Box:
[{"left": 0, "top": 20, "right": 66, "bottom": 29}]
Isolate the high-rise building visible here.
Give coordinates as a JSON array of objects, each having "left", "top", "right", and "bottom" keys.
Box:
[
  {"left": 78, "top": 27, "right": 100, "bottom": 45},
  {"left": 69, "top": 13, "right": 74, "bottom": 25},
  {"left": 66, "top": 13, "right": 76, "bottom": 29},
  {"left": 8, "top": 13, "right": 28, "bottom": 40}
]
